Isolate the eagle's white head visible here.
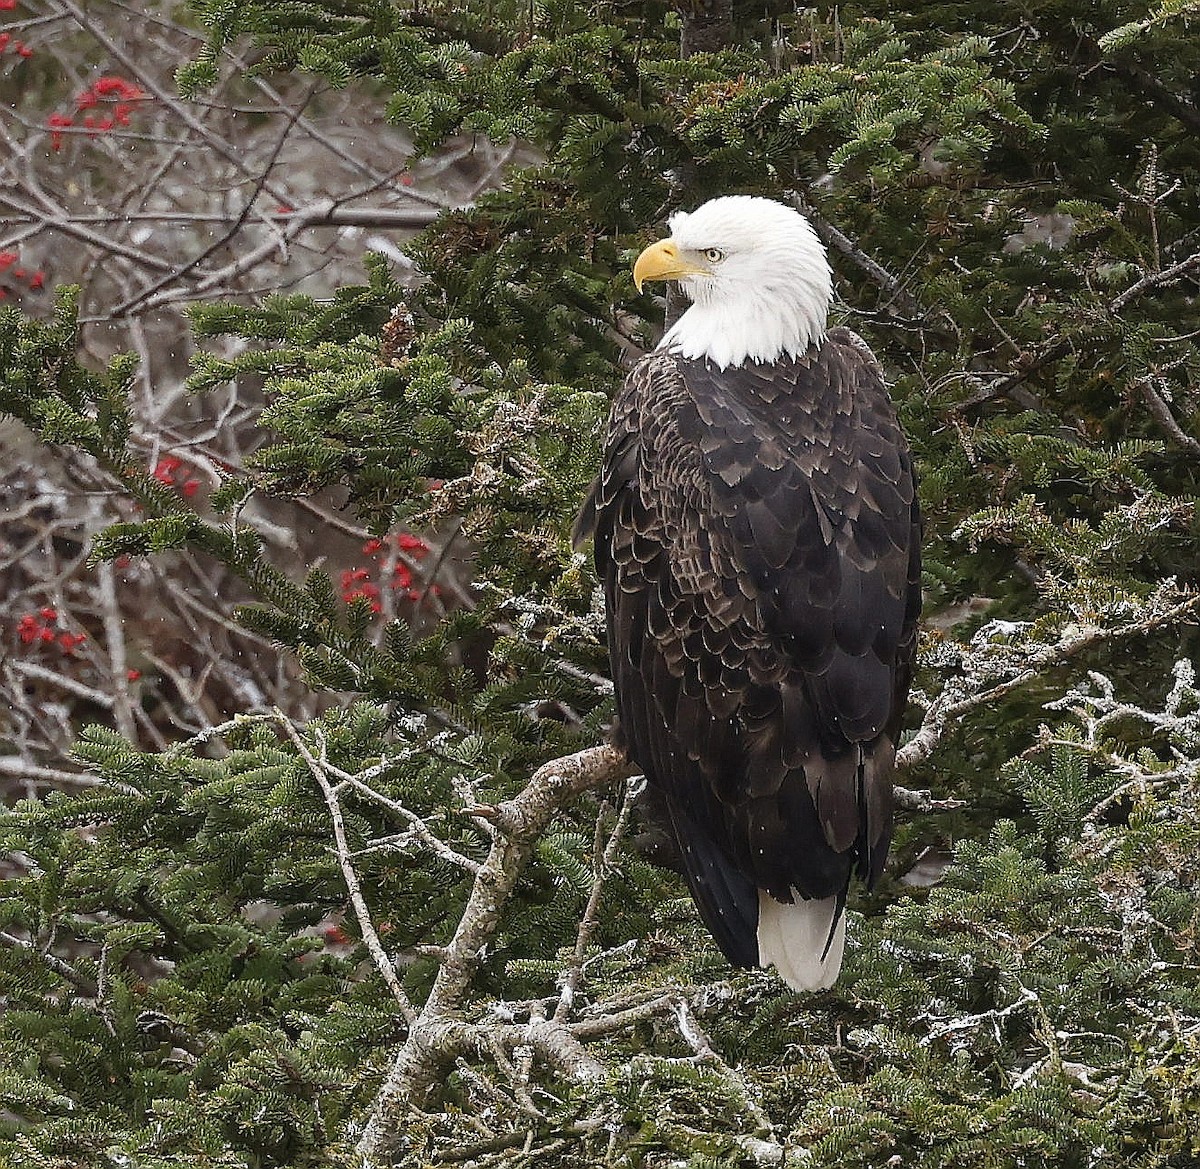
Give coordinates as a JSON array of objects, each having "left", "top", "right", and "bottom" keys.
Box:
[{"left": 633, "top": 195, "right": 832, "bottom": 371}]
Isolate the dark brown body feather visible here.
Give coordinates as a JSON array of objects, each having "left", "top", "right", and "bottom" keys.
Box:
[{"left": 575, "top": 327, "right": 921, "bottom": 968}]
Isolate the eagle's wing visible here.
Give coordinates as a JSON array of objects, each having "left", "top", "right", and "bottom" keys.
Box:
[{"left": 577, "top": 327, "right": 921, "bottom": 967}]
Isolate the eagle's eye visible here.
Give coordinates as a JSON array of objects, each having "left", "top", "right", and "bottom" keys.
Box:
[{"left": 702, "top": 248, "right": 725, "bottom": 264}]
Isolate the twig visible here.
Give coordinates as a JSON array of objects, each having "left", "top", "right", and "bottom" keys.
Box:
[
  {"left": 338, "top": 772, "right": 483, "bottom": 876},
  {"left": 553, "top": 784, "right": 635, "bottom": 1023},
  {"left": 0, "top": 930, "right": 94, "bottom": 994},
  {"left": 96, "top": 560, "right": 138, "bottom": 743},
  {"left": 0, "top": 209, "right": 438, "bottom": 228},
  {"left": 57, "top": 0, "right": 292, "bottom": 197},
  {"left": 790, "top": 192, "right": 924, "bottom": 319},
  {"left": 8, "top": 659, "right": 115, "bottom": 708},
  {"left": 1109, "top": 249, "right": 1200, "bottom": 313},
  {"left": 673, "top": 996, "right": 774, "bottom": 1134},
  {"left": 276, "top": 711, "right": 417, "bottom": 1024},
  {"left": 0, "top": 756, "right": 110, "bottom": 788},
  {"left": 893, "top": 785, "right": 966, "bottom": 813},
  {"left": 954, "top": 250, "right": 1200, "bottom": 412}
]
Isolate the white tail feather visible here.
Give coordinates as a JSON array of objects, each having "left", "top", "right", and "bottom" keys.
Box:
[{"left": 756, "top": 890, "right": 845, "bottom": 991}]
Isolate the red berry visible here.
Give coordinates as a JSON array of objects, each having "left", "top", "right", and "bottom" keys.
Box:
[
  {"left": 397, "top": 532, "right": 429, "bottom": 556},
  {"left": 153, "top": 455, "right": 182, "bottom": 484}
]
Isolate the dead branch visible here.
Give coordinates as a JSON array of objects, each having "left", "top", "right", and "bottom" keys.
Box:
[
  {"left": 278, "top": 712, "right": 418, "bottom": 1024},
  {"left": 897, "top": 592, "right": 1200, "bottom": 771},
  {"left": 354, "top": 744, "right": 636, "bottom": 1161}
]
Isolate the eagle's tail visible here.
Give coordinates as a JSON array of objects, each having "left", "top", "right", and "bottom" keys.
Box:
[{"left": 756, "top": 890, "right": 846, "bottom": 991}]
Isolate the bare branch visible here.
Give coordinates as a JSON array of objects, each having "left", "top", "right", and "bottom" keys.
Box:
[
  {"left": 553, "top": 783, "right": 635, "bottom": 1023},
  {"left": 897, "top": 592, "right": 1200, "bottom": 772},
  {"left": 1136, "top": 376, "right": 1200, "bottom": 455},
  {"left": 1109, "top": 249, "right": 1200, "bottom": 313},
  {"left": 356, "top": 744, "right": 636, "bottom": 1161},
  {"left": 276, "top": 712, "right": 417, "bottom": 1024}
]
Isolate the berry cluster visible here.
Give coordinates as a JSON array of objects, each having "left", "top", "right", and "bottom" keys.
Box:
[
  {"left": 340, "top": 533, "right": 436, "bottom": 613},
  {"left": 0, "top": 250, "right": 44, "bottom": 300},
  {"left": 16, "top": 608, "right": 87, "bottom": 654},
  {"left": 0, "top": 27, "right": 33, "bottom": 60},
  {"left": 46, "top": 75, "right": 148, "bottom": 151},
  {"left": 153, "top": 455, "right": 200, "bottom": 497}
]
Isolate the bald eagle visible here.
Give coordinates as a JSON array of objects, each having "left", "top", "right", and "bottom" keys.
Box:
[{"left": 574, "top": 196, "right": 921, "bottom": 990}]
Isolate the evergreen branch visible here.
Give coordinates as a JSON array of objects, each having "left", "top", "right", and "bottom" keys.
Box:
[
  {"left": 672, "top": 996, "right": 775, "bottom": 1136},
  {"left": 951, "top": 250, "right": 1200, "bottom": 413},
  {"left": 1092, "top": 40, "right": 1200, "bottom": 135},
  {"left": 922, "top": 983, "right": 1041, "bottom": 1044},
  {"left": 789, "top": 192, "right": 926, "bottom": 321},
  {"left": 277, "top": 712, "right": 418, "bottom": 1024},
  {"left": 679, "top": 0, "right": 734, "bottom": 57},
  {"left": 0, "top": 931, "right": 94, "bottom": 996},
  {"left": 355, "top": 743, "right": 636, "bottom": 1161},
  {"left": 949, "top": 341, "right": 1069, "bottom": 411}
]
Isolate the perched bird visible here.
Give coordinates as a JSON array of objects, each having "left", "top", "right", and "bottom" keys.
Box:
[{"left": 574, "top": 196, "right": 921, "bottom": 990}]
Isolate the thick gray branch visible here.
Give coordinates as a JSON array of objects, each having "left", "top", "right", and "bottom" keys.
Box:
[{"left": 355, "top": 744, "right": 636, "bottom": 1162}]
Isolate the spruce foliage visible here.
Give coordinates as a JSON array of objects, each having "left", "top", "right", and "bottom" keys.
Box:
[{"left": 2, "top": 1, "right": 1200, "bottom": 1165}]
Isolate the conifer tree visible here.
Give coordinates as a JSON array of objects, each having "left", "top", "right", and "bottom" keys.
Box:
[{"left": 2, "top": 2, "right": 1199, "bottom": 1166}]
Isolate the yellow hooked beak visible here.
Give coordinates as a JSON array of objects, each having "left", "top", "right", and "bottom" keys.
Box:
[{"left": 632, "top": 238, "right": 711, "bottom": 292}]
